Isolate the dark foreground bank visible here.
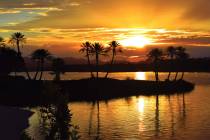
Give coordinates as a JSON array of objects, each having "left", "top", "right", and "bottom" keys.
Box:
[
  {"left": 0, "top": 106, "right": 33, "bottom": 140},
  {"left": 0, "top": 78, "right": 194, "bottom": 107}
]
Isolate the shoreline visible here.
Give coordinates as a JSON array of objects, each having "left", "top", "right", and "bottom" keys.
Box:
[{"left": 0, "top": 79, "right": 194, "bottom": 107}]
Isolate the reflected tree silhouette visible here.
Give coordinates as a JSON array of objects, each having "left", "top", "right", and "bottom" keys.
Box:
[
  {"left": 155, "top": 95, "right": 160, "bottom": 137},
  {"left": 38, "top": 83, "right": 80, "bottom": 140},
  {"left": 87, "top": 101, "right": 101, "bottom": 140},
  {"left": 96, "top": 101, "right": 100, "bottom": 140},
  {"left": 182, "top": 93, "right": 186, "bottom": 118},
  {"left": 88, "top": 102, "right": 95, "bottom": 135},
  {"left": 168, "top": 95, "right": 175, "bottom": 137}
]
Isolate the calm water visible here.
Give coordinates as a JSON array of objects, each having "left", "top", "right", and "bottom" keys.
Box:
[{"left": 25, "top": 72, "right": 210, "bottom": 140}]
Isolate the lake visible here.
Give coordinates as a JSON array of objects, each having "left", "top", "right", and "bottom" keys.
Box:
[{"left": 23, "top": 72, "right": 210, "bottom": 140}]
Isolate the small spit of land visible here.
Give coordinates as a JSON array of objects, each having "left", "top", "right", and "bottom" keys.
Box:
[{"left": 0, "top": 77, "right": 194, "bottom": 107}]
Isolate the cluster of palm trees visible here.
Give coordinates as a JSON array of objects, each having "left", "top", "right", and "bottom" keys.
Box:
[
  {"left": 79, "top": 41, "right": 122, "bottom": 79},
  {"left": 1, "top": 32, "right": 190, "bottom": 82},
  {"left": 147, "top": 46, "right": 189, "bottom": 82},
  {"left": 0, "top": 32, "right": 65, "bottom": 81}
]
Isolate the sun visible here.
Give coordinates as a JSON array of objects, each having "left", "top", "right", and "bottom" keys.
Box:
[{"left": 119, "top": 35, "right": 152, "bottom": 48}]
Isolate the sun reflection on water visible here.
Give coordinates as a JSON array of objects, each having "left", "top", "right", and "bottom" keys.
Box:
[
  {"left": 135, "top": 72, "right": 146, "bottom": 80},
  {"left": 138, "top": 98, "right": 145, "bottom": 113},
  {"left": 138, "top": 97, "right": 145, "bottom": 133}
]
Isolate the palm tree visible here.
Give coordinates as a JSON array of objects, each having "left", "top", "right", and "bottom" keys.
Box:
[
  {"left": 31, "top": 49, "right": 51, "bottom": 80},
  {"left": 0, "top": 47, "right": 19, "bottom": 77},
  {"left": 8, "top": 32, "right": 31, "bottom": 79},
  {"left": 0, "top": 37, "right": 6, "bottom": 47},
  {"left": 147, "top": 48, "right": 163, "bottom": 82},
  {"left": 51, "top": 58, "right": 65, "bottom": 81},
  {"left": 91, "top": 42, "right": 107, "bottom": 79},
  {"left": 79, "top": 42, "right": 94, "bottom": 78},
  {"left": 9, "top": 32, "right": 26, "bottom": 57},
  {"left": 176, "top": 47, "right": 189, "bottom": 80},
  {"left": 166, "top": 46, "right": 176, "bottom": 80},
  {"left": 174, "top": 46, "right": 187, "bottom": 80},
  {"left": 105, "top": 41, "right": 122, "bottom": 78}
]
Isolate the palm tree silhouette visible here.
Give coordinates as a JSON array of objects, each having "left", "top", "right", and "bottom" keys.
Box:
[
  {"left": 91, "top": 42, "right": 107, "bottom": 79},
  {"left": 31, "top": 49, "right": 51, "bottom": 80},
  {"left": 51, "top": 58, "right": 65, "bottom": 81},
  {"left": 0, "top": 37, "right": 6, "bottom": 47},
  {"left": 175, "top": 47, "right": 189, "bottom": 80},
  {"left": 147, "top": 48, "right": 163, "bottom": 82},
  {"left": 105, "top": 41, "right": 122, "bottom": 78},
  {"left": 79, "top": 42, "right": 94, "bottom": 78},
  {"left": 0, "top": 47, "right": 19, "bottom": 77},
  {"left": 9, "top": 32, "right": 26, "bottom": 57},
  {"left": 166, "top": 46, "right": 176, "bottom": 80},
  {"left": 8, "top": 32, "right": 31, "bottom": 80}
]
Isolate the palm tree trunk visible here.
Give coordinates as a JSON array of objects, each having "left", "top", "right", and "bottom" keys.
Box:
[
  {"left": 105, "top": 53, "right": 114, "bottom": 78},
  {"left": 155, "top": 62, "right": 159, "bottom": 82},
  {"left": 34, "top": 61, "right": 40, "bottom": 80},
  {"left": 181, "top": 72, "right": 184, "bottom": 80},
  {"left": 155, "top": 71, "right": 159, "bottom": 82},
  {"left": 175, "top": 72, "right": 178, "bottom": 81},
  {"left": 55, "top": 72, "right": 60, "bottom": 81},
  {"left": 39, "top": 59, "right": 44, "bottom": 80},
  {"left": 24, "top": 65, "right": 31, "bottom": 80},
  {"left": 96, "top": 53, "right": 99, "bottom": 79},
  {"left": 16, "top": 41, "right": 31, "bottom": 80},
  {"left": 167, "top": 72, "right": 171, "bottom": 80},
  {"left": 16, "top": 40, "right": 21, "bottom": 57},
  {"left": 87, "top": 51, "right": 94, "bottom": 78},
  {"left": 19, "top": 56, "right": 31, "bottom": 80},
  {"left": 167, "top": 57, "right": 173, "bottom": 80}
]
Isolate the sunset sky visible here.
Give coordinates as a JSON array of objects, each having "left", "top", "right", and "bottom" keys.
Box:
[{"left": 1, "top": 0, "right": 210, "bottom": 60}]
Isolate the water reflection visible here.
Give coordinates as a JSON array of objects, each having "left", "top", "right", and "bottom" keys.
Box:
[
  {"left": 137, "top": 98, "right": 145, "bottom": 113},
  {"left": 26, "top": 92, "right": 193, "bottom": 140},
  {"left": 24, "top": 73, "right": 210, "bottom": 140},
  {"left": 135, "top": 72, "right": 146, "bottom": 80}
]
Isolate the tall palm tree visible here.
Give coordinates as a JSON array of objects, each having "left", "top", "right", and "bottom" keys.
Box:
[
  {"left": 79, "top": 42, "right": 94, "bottom": 78},
  {"left": 31, "top": 49, "right": 51, "bottom": 80},
  {"left": 105, "top": 41, "right": 122, "bottom": 78},
  {"left": 166, "top": 46, "right": 176, "bottom": 80},
  {"left": 9, "top": 32, "right": 26, "bottom": 57},
  {"left": 51, "top": 58, "right": 65, "bottom": 81},
  {"left": 147, "top": 48, "right": 163, "bottom": 82},
  {"left": 91, "top": 42, "right": 107, "bottom": 79},
  {"left": 9, "top": 32, "right": 31, "bottom": 79},
  {"left": 176, "top": 47, "right": 189, "bottom": 80}
]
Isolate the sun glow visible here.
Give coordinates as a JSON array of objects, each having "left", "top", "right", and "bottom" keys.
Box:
[{"left": 120, "top": 35, "right": 152, "bottom": 48}]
